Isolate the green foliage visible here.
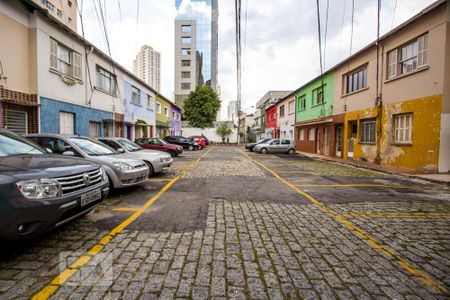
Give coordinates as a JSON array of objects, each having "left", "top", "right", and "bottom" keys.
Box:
[
  {"left": 216, "top": 123, "right": 233, "bottom": 143},
  {"left": 184, "top": 86, "right": 220, "bottom": 128}
]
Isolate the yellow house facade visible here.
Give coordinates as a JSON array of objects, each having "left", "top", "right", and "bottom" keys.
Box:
[{"left": 331, "top": 0, "right": 449, "bottom": 173}]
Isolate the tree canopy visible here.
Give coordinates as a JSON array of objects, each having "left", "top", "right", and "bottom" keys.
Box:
[{"left": 184, "top": 86, "right": 221, "bottom": 128}]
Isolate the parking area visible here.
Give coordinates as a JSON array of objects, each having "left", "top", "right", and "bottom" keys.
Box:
[{"left": 1, "top": 146, "right": 449, "bottom": 299}]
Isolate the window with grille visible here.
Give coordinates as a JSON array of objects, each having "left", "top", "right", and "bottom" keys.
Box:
[
  {"left": 394, "top": 114, "right": 412, "bottom": 143},
  {"left": 360, "top": 119, "right": 376, "bottom": 143}
]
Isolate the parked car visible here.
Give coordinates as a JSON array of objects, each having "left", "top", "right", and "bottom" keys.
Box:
[
  {"left": 97, "top": 137, "right": 172, "bottom": 177},
  {"left": 26, "top": 134, "right": 149, "bottom": 189},
  {"left": 188, "top": 136, "right": 206, "bottom": 149},
  {"left": 135, "top": 138, "right": 183, "bottom": 157},
  {"left": 0, "top": 130, "right": 109, "bottom": 239},
  {"left": 254, "top": 139, "right": 296, "bottom": 155},
  {"left": 164, "top": 136, "right": 200, "bottom": 151},
  {"left": 245, "top": 138, "right": 271, "bottom": 152},
  {"left": 190, "top": 134, "right": 210, "bottom": 146}
]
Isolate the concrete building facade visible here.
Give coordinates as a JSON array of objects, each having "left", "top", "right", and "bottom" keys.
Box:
[
  {"left": 30, "top": 0, "right": 77, "bottom": 32},
  {"left": 227, "top": 100, "right": 238, "bottom": 122},
  {"left": 277, "top": 94, "right": 296, "bottom": 140},
  {"left": 133, "top": 45, "right": 161, "bottom": 93}
]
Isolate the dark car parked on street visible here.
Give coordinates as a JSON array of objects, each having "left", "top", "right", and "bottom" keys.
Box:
[
  {"left": 245, "top": 138, "right": 271, "bottom": 152},
  {"left": 164, "top": 136, "right": 200, "bottom": 151},
  {"left": 0, "top": 130, "right": 109, "bottom": 240},
  {"left": 136, "top": 138, "right": 183, "bottom": 157}
]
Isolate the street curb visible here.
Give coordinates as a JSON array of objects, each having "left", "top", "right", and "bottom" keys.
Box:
[{"left": 295, "top": 151, "right": 450, "bottom": 186}]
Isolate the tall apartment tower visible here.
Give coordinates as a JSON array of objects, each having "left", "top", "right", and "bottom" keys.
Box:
[
  {"left": 133, "top": 45, "right": 161, "bottom": 92},
  {"left": 31, "top": 0, "right": 77, "bottom": 32},
  {"left": 174, "top": 0, "right": 218, "bottom": 109}
]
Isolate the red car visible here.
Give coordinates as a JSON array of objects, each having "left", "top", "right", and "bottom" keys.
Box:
[
  {"left": 135, "top": 138, "right": 183, "bottom": 157},
  {"left": 189, "top": 136, "right": 206, "bottom": 149}
]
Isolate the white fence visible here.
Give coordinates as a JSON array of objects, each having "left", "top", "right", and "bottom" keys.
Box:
[{"left": 181, "top": 127, "right": 238, "bottom": 143}]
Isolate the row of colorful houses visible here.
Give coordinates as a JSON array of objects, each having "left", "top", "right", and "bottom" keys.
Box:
[
  {"left": 253, "top": 0, "right": 450, "bottom": 173},
  {"left": 0, "top": 0, "right": 182, "bottom": 141}
]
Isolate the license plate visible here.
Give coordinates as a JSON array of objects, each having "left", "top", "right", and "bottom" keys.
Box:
[{"left": 80, "top": 189, "right": 101, "bottom": 206}]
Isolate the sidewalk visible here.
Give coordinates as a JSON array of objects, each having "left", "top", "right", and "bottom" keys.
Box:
[{"left": 296, "top": 151, "right": 450, "bottom": 185}]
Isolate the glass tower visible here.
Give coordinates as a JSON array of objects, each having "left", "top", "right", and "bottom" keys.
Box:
[{"left": 174, "top": 0, "right": 218, "bottom": 109}]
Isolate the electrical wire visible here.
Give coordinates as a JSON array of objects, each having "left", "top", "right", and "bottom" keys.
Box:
[
  {"left": 323, "top": 0, "right": 330, "bottom": 71},
  {"left": 349, "top": 0, "right": 354, "bottom": 57},
  {"left": 134, "top": 0, "right": 140, "bottom": 51},
  {"left": 391, "top": 0, "right": 398, "bottom": 29},
  {"left": 338, "top": 0, "right": 347, "bottom": 60},
  {"left": 117, "top": 0, "right": 122, "bottom": 23}
]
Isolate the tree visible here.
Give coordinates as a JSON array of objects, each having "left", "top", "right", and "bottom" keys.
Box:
[
  {"left": 184, "top": 86, "right": 221, "bottom": 128},
  {"left": 216, "top": 123, "right": 233, "bottom": 143}
]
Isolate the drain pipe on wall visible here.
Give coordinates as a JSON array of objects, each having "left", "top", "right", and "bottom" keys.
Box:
[{"left": 374, "top": 0, "right": 383, "bottom": 165}]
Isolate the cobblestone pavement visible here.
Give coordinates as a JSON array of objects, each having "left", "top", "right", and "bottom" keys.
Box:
[{"left": 1, "top": 147, "right": 449, "bottom": 299}]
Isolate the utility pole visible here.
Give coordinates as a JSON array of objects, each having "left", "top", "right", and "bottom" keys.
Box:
[{"left": 235, "top": 0, "right": 242, "bottom": 144}]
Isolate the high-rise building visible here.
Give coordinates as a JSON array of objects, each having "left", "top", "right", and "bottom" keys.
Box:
[
  {"left": 133, "top": 45, "right": 161, "bottom": 92},
  {"left": 228, "top": 100, "right": 238, "bottom": 122},
  {"left": 174, "top": 0, "right": 218, "bottom": 109},
  {"left": 31, "top": 0, "right": 77, "bottom": 32}
]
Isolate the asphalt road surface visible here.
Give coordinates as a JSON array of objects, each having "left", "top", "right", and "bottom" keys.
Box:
[{"left": 1, "top": 146, "right": 449, "bottom": 299}]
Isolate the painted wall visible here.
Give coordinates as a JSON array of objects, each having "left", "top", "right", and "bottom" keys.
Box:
[
  {"left": 156, "top": 95, "right": 171, "bottom": 125},
  {"left": 182, "top": 126, "right": 238, "bottom": 143},
  {"left": 296, "top": 73, "right": 334, "bottom": 122},
  {"left": 40, "top": 97, "right": 113, "bottom": 136},
  {"left": 170, "top": 104, "right": 181, "bottom": 135},
  {"left": 343, "top": 95, "right": 442, "bottom": 172},
  {"left": 265, "top": 105, "right": 277, "bottom": 129},
  {"left": 278, "top": 95, "right": 296, "bottom": 140},
  {"left": 123, "top": 79, "right": 155, "bottom": 125}
]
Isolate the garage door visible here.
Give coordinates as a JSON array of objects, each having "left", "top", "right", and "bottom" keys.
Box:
[
  {"left": 4, "top": 109, "right": 27, "bottom": 135},
  {"left": 60, "top": 112, "right": 74, "bottom": 134}
]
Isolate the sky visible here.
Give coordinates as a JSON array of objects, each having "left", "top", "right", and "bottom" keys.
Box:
[{"left": 78, "top": 0, "right": 436, "bottom": 120}]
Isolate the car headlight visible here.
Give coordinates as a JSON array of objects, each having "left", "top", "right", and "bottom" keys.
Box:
[
  {"left": 100, "top": 167, "right": 108, "bottom": 182},
  {"left": 16, "top": 179, "right": 61, "bottom": 199},
  {"left": 113, "top": 162, "right": 133, "bottom": 171},
  {"left": 160, "top": 155, "right": 171, "bottom": 162}
]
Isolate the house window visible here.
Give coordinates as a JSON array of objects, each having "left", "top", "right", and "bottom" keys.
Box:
[
  {"left": 360, "top": 119, "right": 376, "bottom": 143},
  {"left": 176, "top": 113, "right": 180, "bottom": 120},
  {"left": 57, "top": 9, "right": 62, "bottom": 17},
  {"left": 164, "top": 107, "right": 169, "bottom": 116},
  {"left": 67, "top": 0, "right": 72, "bottom": 7},
  {"left": 182, "top": 60, "right": 191, "bottom": 66},
  {"left": 312, "top": 86, "right": 324, "bottom": 105},
  {"left": 59, "top": 112, "right": 74, "bottom": 135},
  {"left": 181, "top": 82, "right": 191, "bottom": 90},
  {"left": 45, "top": 1, "right": 55, "bottom": 11},
  {"left": 394, "top": 113, "right": 413, "bottom": 144},
  {"left": 96, "top": 66, "right": 116, "bottom": 95},
  {"left": 181, "top": 37, "right": 191, "bottom": 44},
  {"left": 157, "top": 102, "right": 161, "bottom": 113},
  {"left": 308, "top": 128, "right": 315, "bottom": 140},
  {"left": 346, "top": 66, "right": 368, "bottom": 94},
  {"left": 89, "top": 121, "right": 101, "bottom": 138},
  {"left": 181, "top": 71, "right": 191, "bottom": 78},
  {"left": 181, "top": 48, "right": 191, "bottom": 56},
  {"left": 298, "top": 95, "right": 306, "bottom": 111},
  {"left": 68, "top": 17, "right": 72, "bottom": 24},
  {"left": 172, "top": 112, "right": 176, "bottom": 118},
  {"left": 299, "top": 129, "right": 305, "bottom": 140},
  {"left": 147, "top": 95, "right": 152, "bottom": 110},
  {"left": 181, "top": 25, "right": 191, "bottom": 32},
  {"left": 387, "top": 33, "right": 428, "bottom": 79},
  {"left": 50, "top": 39, "right": 82, "bottom": 79},
  {"left": 279, "top": 105, "right": 285, "bottom": 118},
  {"left": 288, "top": 100, "right": 294, "bottom": 114},
  {"left": 131, "top": 86, "right": 141, "bottom": 105}
]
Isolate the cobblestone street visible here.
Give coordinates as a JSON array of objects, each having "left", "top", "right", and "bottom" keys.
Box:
[{"left": 1, "top": 146, "right": 449, "bottom": 299}]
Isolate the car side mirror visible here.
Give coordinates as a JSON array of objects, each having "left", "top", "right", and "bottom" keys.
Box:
[
  {"left": 62, "top": 150, "right": 75, "bottom": 156},
  {"left": 45, "top": 148, "right": 53, "bottom": 153}
]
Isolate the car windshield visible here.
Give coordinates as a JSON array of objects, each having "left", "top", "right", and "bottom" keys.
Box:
[
  {"left": 70, "top": 137, "right": 117, "bottom": 156},
  {"left": 0, "top": 132, "right": 44, "bottom": 157},
  {"left": 117, "top": 139, "right": 142, "bottom": 152},
  {"left": 257, "top": 139, "right": 270, "bottom": 144},
  {"left": 158, "top": 139, "right": 168, "bottom": 145}
]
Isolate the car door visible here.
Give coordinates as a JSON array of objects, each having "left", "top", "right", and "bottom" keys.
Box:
[
  {"left": 269, "top": 140, "right": 280, "bottom": 153},
  {"left": 280, "top": 139, "right": 291, "bottom": 153}
]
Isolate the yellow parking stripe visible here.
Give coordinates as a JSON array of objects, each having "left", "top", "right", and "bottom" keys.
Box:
[
  {"left": 32, "top": 147, "right": 214, "bottom": 300},
  {"left": 239, "top": 149, "right": 448, "bottom": 295},
  {"left": 342, "top": 212, "right": 450, "bottom": 218},
  {"left": 111, "top": 207, "right": 140, "bottom": 212},
  {"left": 147, "top": 178, "right": 173, "bottom": 182},
  {"left": 294, "top": 183, "right": 444, "bottom": 190}
]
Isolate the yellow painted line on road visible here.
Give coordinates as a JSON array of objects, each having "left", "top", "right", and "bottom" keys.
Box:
[
  {"left": 32, "top": 147, "right": 214, "bottom": 300},
  {"left": 342, "top": 212, "right": 450, "bottom": 218},
  {"left": 239, "top": 149, "right": 448, "bottom": 295},
  {"left": 147, "top": 178, "right": 173, "bottom": 182},
  {"left": 111, "top": 207, "right": 140, "bottom": 212},
  {"left": 294, "top": 183, "right": 442, "bottom": 190}
]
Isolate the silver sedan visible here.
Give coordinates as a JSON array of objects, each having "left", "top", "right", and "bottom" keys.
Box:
[
  {"left": 254, "top": 139, "right": 296, "bottom": 155},
  {"left": 98, "top": 137, "right": 173, "bottom": 177}
]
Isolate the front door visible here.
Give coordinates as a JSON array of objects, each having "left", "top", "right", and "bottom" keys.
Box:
[
  {"left": 335, "top": 125, "right": 343, "bottom": 157},
  {"left": 316, "top": 128, "right": 321, "bottom": 154},
  {"left": 347, "top": 121, "right": 357, "bottom": 158},
  {"left": 324, "top": 127, "right": 330, "bottom": 156}
]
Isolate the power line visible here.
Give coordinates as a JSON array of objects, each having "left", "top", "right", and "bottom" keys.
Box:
[
  {"left": 315, "top": 0, "right": 323, "bottom": 78},
  {"left": 391, "top": 0, "right": 398, "bottom": 29},
  {"left": 323, "top": 0, "right": 330, "bottom": 70},
  {"left": 349, "top": 0, "right": 354, "bottom": 57},
  {"left": 134, "top": 0, "right": 140, "bottom": 50},
  {"left": 338, "top": 0, "right": 347, "bottom": 60},
  {"left": 117, "top": 0, "right": 122, "bottom": 23}
]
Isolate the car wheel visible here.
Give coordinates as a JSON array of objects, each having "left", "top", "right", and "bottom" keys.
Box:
[
  {"left": 261, "top": 148, "right": 268, "bottom": 154},
  {"left": 188, "top": 145, "right": 194, "bottom": 151},
  {"left": 249, "top": 148, "right": 254, "bottom": 152},
  {"left": 145, "top": 161, "right": 154, "bottom": 178},
  {"left": 168, "top": 150, "right": 176, "bottom": 157},
  {"left": 288, "top": 148, "right": 295, "bottom": 155}
]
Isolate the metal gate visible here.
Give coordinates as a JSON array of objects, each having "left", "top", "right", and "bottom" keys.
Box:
[{"left": 4, "top": 109, "right": 27, "bottom": 135}]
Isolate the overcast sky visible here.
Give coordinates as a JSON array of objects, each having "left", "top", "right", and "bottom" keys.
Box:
[{"left": 78, "top": 0, "right": 436, "bottom": 120}]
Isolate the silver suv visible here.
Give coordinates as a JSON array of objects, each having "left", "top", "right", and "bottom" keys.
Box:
[
  {"left": 254, "top": 139, "right": 296, "bottom": 155},
  {"left": 26, "top": 134, "right": 149, "bottom": 189}
]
